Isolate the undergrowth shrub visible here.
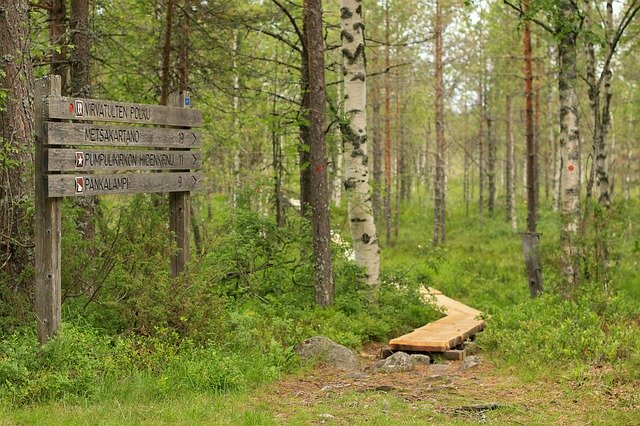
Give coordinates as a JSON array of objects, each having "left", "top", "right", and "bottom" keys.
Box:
[{"left": 479, "top": 286, "right": 640, "bottom": 381}]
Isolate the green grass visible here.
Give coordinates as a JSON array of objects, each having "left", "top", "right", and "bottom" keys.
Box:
[{"left": 2, "top": 185, "right": 639, "bottom": 424}]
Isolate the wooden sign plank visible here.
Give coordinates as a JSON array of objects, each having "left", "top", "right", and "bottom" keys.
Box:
[
  {"left": 46, "top": 122, "right": 201, "bottom": 148},
  {"left": 47, "top": 149, "right": 202, "bottom": 172},
  {"left": 47, "top": 172, "right": 203, "bottom": 197},
  {"left": 46, "top": 97, "right": 203, "bottom": 127}
]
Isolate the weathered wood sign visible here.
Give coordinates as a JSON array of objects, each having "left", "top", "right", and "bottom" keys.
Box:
[
  {"left": 34, "top": 75, "right": 203, "bottom": 344},
  {"left": 47, "top": 149, "right": 202, "bottom": 172},
  {"left": 47, "top": 122, "right": 201, "bottom": 148}
]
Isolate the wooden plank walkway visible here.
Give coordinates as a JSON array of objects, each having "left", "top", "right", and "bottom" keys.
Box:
[{"left": 388, "top": 288, "right": 485, "bottom": 353}]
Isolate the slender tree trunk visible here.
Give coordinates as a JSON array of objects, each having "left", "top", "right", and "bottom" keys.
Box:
[
  {"left": 49, "top": 0, "right": 68, "bottom": 94},
  {"left": 299, "top": 36, "right": 311, "bottom": 216},
  {"left": 340, "top": 0, "right": 380, "bottom": 285},
  {"left": 524, "top": 0, "right": 537, "bottom": 232},
  {"left": 383, "top": 1, "right": 392, "bottom": 244},
  {"left": 506, "top": 94, "right": 517, "bottom": 231},
  {"left": 0, "top": 0, "right": 35, "bottom": 286},
  {"left": 478, "top": 65, "right": 485, "bottom": 216},
  {"left": 304, "top": 0, "right": 334, "bottom": 306},
  {"left": 371, "top": 84, "right": 383, "bottom": 218},
  {"left": 433, "top": 0, "right": 446, "bottom": 245},
  {"left": 160, "top": 0, "right": 173, "bottom": 106},
  {"left": 393, "top": 67, "right": 401, "bottom": 239},
  {"left": 487, "top": 112, "right": 496, "bottom": 215},
  {"left": 70, "top": 0, "right": 90, "bottom": 97},
  {"left": 232, "top": 31, "right": 242, "bottom": 207},
  {"left": 332, "top": 82, "right": 343, "bottom": 207},
  {"left": 558, "top": 0, "right": 581, "bottom": 287},
  {"left": 69, "top": 0, "right": 99, "bottom": 243},
  {"left": 596, "top": 0, "right": 614, "bottom": 208}
]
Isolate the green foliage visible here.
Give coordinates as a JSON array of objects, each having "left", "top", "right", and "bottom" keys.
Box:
[{"left": 479, "top": 289, "right": 640, "bottom": 382}]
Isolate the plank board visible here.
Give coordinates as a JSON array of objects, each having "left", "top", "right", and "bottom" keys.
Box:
[
  {"left": 389, "top": 288, "right": 485, "bottom": 353},
  {"left": 47, "top": 148, "right": 201, "bottom": 172},
  {"left": 46, "top": 172, "right": 203, "bottom": 197},
  {"left": 46, "top": 97, "right": 203, "bottom": 127},
  {"left": 46, "top": 122, "right": 201, "bottom": 148}
]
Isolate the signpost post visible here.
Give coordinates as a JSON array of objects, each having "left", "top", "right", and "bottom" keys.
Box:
[{"left": 34, "top": 75, "right": 204, "bottom": 343}]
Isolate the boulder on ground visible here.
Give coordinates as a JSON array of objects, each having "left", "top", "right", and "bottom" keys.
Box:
[
  {"left": 294, "top": 336, "right": 359, "bottom": 371},
  {"left": 411, "top": 354, "right": 431, "bottom": 365},
  {"left": 458, "top": 355, "right": 483, "bottom": 372},
  {"left": 374, "top": 351, "right": 416, "bottom": 373}
]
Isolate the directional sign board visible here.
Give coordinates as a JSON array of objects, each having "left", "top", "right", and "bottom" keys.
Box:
[
  {"left": 47, "top": 149, "right": 202, "bottom": 172},
  {"left": 34, "top": 76, "right": 204, "bottom": 344},
  {"left": 47, "top": 172, "right": 203, "bottom": 197},
  {"left": 47, "top": 97, "right": 203, "bottom": 127},
  {"left": 46, "top": 122, "right": 201, "bottom": 148}
]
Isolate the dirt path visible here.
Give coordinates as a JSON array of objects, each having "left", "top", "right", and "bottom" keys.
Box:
[{"left": 249, "top": 344, "right": 639, "bottom": 424}]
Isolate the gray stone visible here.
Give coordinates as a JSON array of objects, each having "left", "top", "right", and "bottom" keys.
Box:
[
  {"left": 411, "top": 354, "right": 431, "bottom": 365},
  {"left": 429, "top": 363, "right": 451, "bottom": 377},
  {"left": 375, "top": 351, "right": 416, "bottom": 373},
  {"left": 458, "top": 355, "right": 483, "bottom": 372},
  {"left": 294, "top": 336, "right": 359, "bottom": 371}
]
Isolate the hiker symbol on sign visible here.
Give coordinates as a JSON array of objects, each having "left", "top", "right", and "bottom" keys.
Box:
[
  {"left": 75, "top": 152, "right": 84, "bottom": 168},
  {"left": 75, "top": 177, "right": 84, "bottom": 194}
]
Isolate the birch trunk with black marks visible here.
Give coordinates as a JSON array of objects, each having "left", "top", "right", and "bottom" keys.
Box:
[
  {"left": 383, "top": 1, "right": 392, "bottom": 244},
  {"left": 332, "top": 83, "right": 343, "bottom": 207},
  {"left": 0, "top": 0, "right": 35, "bottom": 286},
  {"left": 558, "top": 0, "right": 581, "bottom": 287},
  {"left": 371, "top": 83, "right": 383, "bottom": 218},
  {"left": 340, "top": 0, "right": 380, "bottom": 285},
  {"left": 304, "top": 0, "right": 334, "bottom": 306},
  {"left": 596, "top": 0, "right": 614, "bottom": 208}
]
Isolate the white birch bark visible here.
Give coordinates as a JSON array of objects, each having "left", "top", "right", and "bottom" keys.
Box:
[
  {"left": 340, "top": 0, "right": 380, "bottom": 284},
  {"left": 332, "top": 83, "right": 343, "bottom": 207}
]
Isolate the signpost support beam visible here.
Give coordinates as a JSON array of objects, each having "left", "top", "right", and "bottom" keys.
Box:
[
  {"left": 169, "top": 91, "right": 191, "bottom": 277},
  {"left": 35, "top": 76, "right": 62, "bottom": 344}
]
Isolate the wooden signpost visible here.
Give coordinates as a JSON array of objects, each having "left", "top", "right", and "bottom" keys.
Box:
[{"left": 34, "top": 75, "right": 203, "bottom": 344}]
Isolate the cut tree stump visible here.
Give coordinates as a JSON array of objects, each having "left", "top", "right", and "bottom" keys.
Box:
[{"left": 388, "top": 287, "right": 484, "bottom": 357}]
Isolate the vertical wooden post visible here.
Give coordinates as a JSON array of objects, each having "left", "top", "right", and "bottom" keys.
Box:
[
  {"left": 35, "top": 76, "right": 62, "bottom": 344},
  {"left": 169, "top": 91, "right": 191, "bottom": 277},
  {"left": 520, "top": 232, "right": 543, "bottom": 298}
]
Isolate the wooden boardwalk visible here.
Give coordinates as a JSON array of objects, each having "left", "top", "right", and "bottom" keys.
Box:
[{"left": 389, "top": 288, "right": 485, "bottom": 353}]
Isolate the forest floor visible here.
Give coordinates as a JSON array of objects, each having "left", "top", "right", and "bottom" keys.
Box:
[{"left": 4, "top": 343, "right": 639, "bottom": 425}]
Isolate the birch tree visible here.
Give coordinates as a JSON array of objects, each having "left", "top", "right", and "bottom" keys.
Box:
[{"left": 340, "top": 0, "right": 381, "bottom": 285}]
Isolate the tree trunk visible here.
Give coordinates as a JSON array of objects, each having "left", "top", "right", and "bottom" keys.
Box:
[
  {"left": 487, "top": 112, "right": 496, "bottom": 215},
  {"left": 371, "top": 83, "right": 383, "bottom": 219},
  {"left": 524, "top": 0, "right": 537, "bottom": 232},
  {"left": 433, "top": 0, "right": 446, "bottom": 245},
  {"left": 506, "top": 94, "right": 517, "bottom": 231},
  {"left": 0, "top": 0, "right": 35, "bottom": 287},
  {"left": 304, "top": 0, "right": 334, "bottom": 306},
  {"left": 557, "top": 0, "right": 581, "bottom": 287},
  {"left": 332, "top": 83, "right": 343, "bottom": 207},
  {"left": 339, "top": 0, "right": 381, "bottom": 285},
  {"left": 383, "top": 0, "right": 392, "bottom": 244},
  {"left": 596, "top": 0, "right": 614, "bottom": 208},
  {"left": 160, "top": 0, "right": 174, "bottom": 106},
  {"left": 70, "top": 0, "right": 90, "bottom": 97},
  {"left": 231, "top": 31, "right": 243, "bottom": 207},
  {"left": 49, "top": 0, "right": 68, "bottom": 94},
  {"left": 478, "top": 63, "right": 485, "bottom": 217}
]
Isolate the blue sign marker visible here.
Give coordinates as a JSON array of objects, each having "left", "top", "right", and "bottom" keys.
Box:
[{"left": 184, "top": 98, "right": 191, "bottom": 106}]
